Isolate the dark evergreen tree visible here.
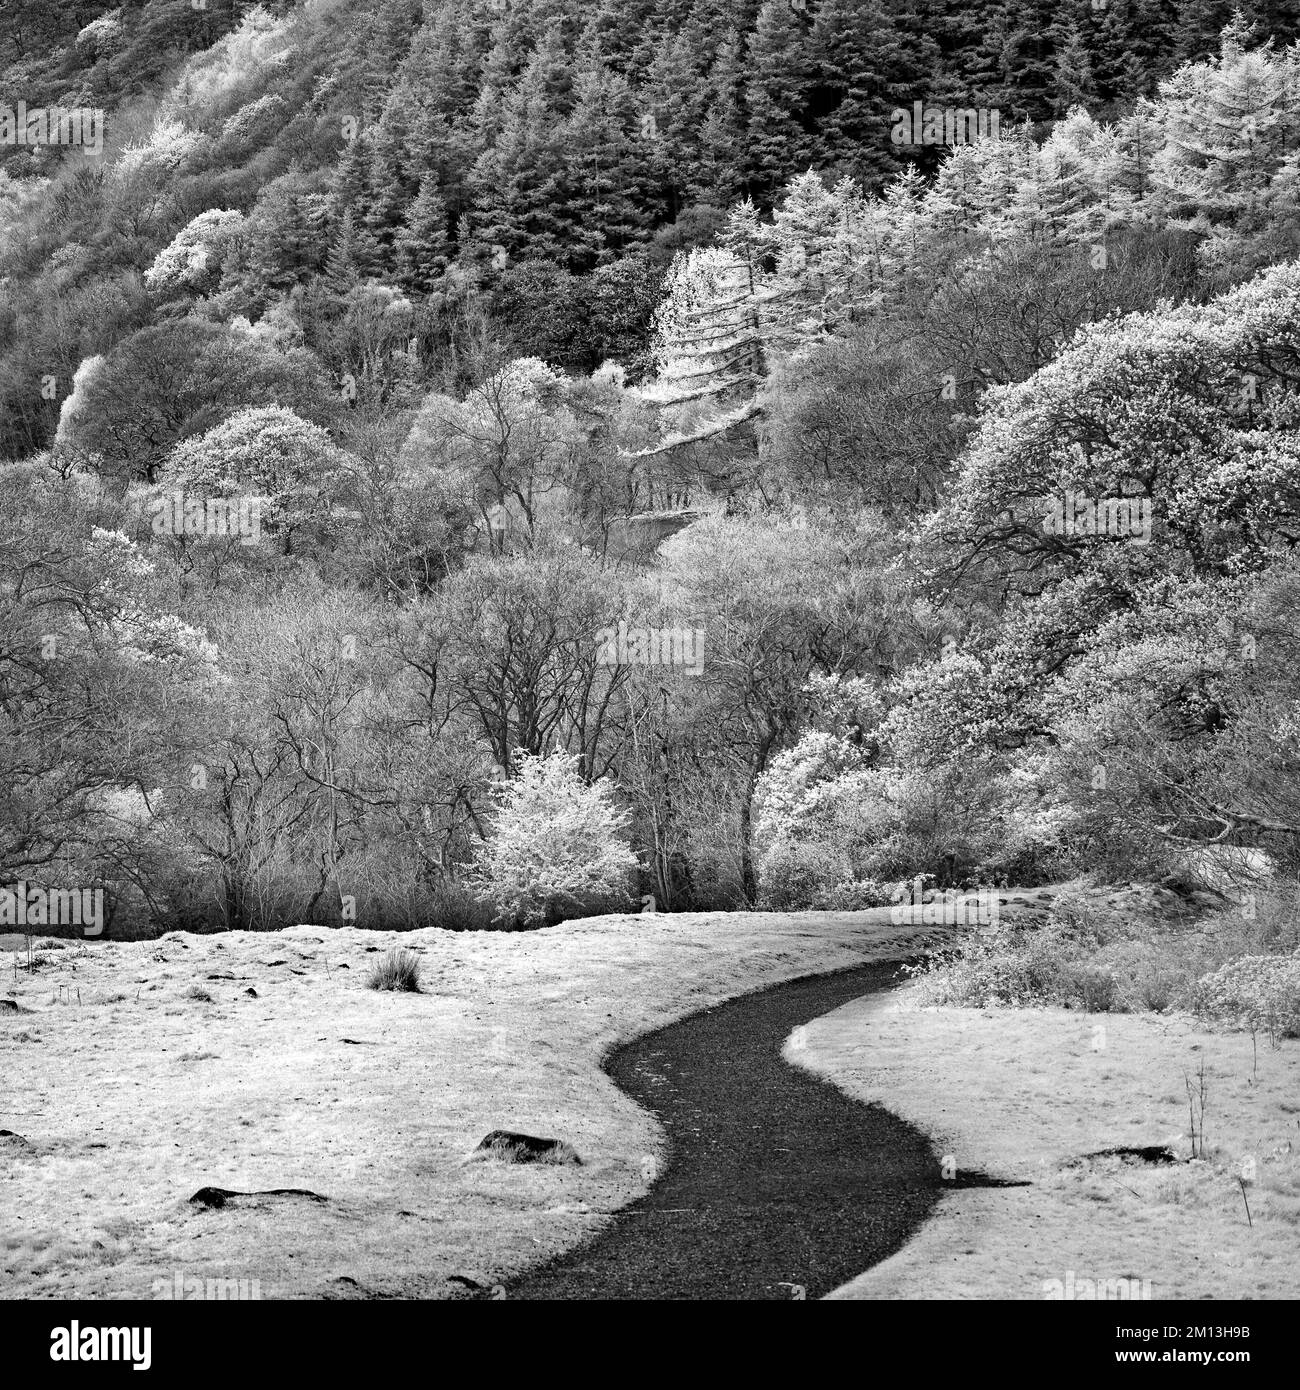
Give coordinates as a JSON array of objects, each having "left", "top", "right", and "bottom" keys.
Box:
[
  {"left": 467, "top": 46, "right": 567, "bottom": 266},
  {"left": 1051, "top": 20, "right": 1099, "bottom": 115},
  {"left": 809, "top": 0, "right": 921, "bottom": 189},
  {"left": 324, "top": 206, "right": 380, "bottom": 293},
  {"left": 560, "top": 63, "right": 652, "bottom": 269},
  {"left": 692, "top": 27, "right": 748, "bottom": 206},
  {"left": 395, "top": 176, "right": 453, "bottom": 293},
  {"left": 641, "top": 28, "right": 711, "bottom": 221},
  {"left": 1174, "top": 0, "right": 1240, "bottom": 60},
  {"left": 367, "top": 104, "right": 417, "bottom": 260},
  {"left": 743, "top": 0, "right": 815, "bottom": 204}
]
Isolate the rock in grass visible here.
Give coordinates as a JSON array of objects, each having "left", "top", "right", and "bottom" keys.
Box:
[
  {"left": 189, "top": 1186, "right": 328, "bottom": 1210},
  {"left": 470, "top": 1130, "right": 582, "bottom": 1165},
  {"left": 1079, "top": 1144, "right": 1182, "bottom": 1166}
]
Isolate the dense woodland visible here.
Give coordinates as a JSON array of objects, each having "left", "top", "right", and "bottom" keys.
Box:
[
  {"left": 2, "top": 2, "right": 1300, "bottom": 934},
  {"left": 4, "top": 0, "right": 1300, "bottom": 436}
]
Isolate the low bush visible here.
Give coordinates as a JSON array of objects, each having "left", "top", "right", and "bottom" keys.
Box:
[
  {"left": 809, "top": 877, "right": 895, "bottom": 911},
  {"left": 910, "top": 880, "right": 1300, "bottom": 1017},
  {"left": 428, "top": 881, "right": 497, "bottom": 932},
  {"left": 1190, "top": 953, "right": 1300, "bottom": 1043},
  {"left": 756, "top": 839, "right": 853, "bottom": 910}
]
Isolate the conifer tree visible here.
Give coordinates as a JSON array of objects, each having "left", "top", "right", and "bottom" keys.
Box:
[
  {"left": 366, "top": 105, "right": 415, "bottom": 259},
  {"left": 560, "top": 64, "right": 650, "bottom": 269},
  {"left": 923, "top": 141, "right": 993, "bottom": 239},
  {"left": 692, "top": 28, "right": 747, "bottom": 207},
  {"left": 641, "top": 29, "right": 709, "bottom": 221},
  {"left": 744, "top": 0, "right": 815, "bottom": 203},
  {"left": 1113, "top": 98, "right": 1166, "bottom": 208},
  {"left": 809, "top": 0, "right": 918, "bottom": 189},
  {"left": 1051, "top": 22, "right": 1098, "bottom": 116},
  {"left": 243, "top": 182, "right": 327, "bottom": 294},
  {"left": 1174, "top": 0, "right": 1239, "bottom": 62},
  {"left": 395, "top": 176, "right": 452, "bottom": 293},
  {"left": 332, "top": 131, "right": 371, "bottom": 218},
  {"left": 1155, "top": 20, "right": 1294, "bottom": 228},
  {"left": 766, "top": 171, "right": 848, "bottom": 344},
  {"left": 467, "top": 50, "right": 565, "bottom": 266},
  {"left": 324, "top": 207, "right": 379, "bottom": 294},
  {"left": 648, "top": 245, "right": 766, "bottom": 408},
  {"left": 998, "top": 0, "right": 1062, "bottom": 120}
]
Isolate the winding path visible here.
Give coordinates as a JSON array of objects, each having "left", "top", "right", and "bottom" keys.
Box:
[{"left": 499, "top": 958, "right": 944, "bottom": 1300}]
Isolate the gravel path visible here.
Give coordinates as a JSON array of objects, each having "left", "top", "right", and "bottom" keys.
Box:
[{"left": 499, "top": 958, "right": 941, "bottom": 1300}]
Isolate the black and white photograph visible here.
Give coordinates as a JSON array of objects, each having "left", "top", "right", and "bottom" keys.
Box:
[{"left": 0, "top": 0, "right": 1296, "bottom": 1355}]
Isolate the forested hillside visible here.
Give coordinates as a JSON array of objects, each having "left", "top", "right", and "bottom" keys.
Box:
[
  {"left": 2, "top": 2, "right": 1299, "bottom": 935},
  {"left": 3, "top": 0, "right": 1300, "bottom": 456}
]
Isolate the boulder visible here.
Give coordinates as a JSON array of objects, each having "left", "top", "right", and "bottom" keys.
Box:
[{"left": 470, "top": 1130, "right": 582, "bottom": 1165}]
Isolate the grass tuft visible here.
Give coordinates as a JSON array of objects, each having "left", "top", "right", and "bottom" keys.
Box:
[{"left": 367, "top": 947, "right": 422, "bottom": 993}]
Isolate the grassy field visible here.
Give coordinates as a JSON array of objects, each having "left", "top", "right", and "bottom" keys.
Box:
[
  {"left": 796, "top": 988, "right": 1300, "bottom": 1300},
  {"left": 1, "top": 908, "right": 949, "bottom": 1300},
  {"left": 9, "top": 893, "right": 1289, "bottom": 1302}
]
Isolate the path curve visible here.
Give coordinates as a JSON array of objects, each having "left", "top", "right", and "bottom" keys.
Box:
[{"left": 496, "top": 958, "right": 942, "bottom": 1300}]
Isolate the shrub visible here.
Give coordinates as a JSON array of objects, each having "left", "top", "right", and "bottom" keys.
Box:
[
  {"left": 755, "top": 724, "right": 1079, "bottom": 895},
  {"left": 469, "top": 750, "right": 638, "bottom": 929},
  {"left": 367, "top": 947, "right": 422, "bottom": 993},
  {"left": 907, "top": 924, "right": 1060, "bottom": 1007},
  {"left": 1190, "top": 953, "right": 1300, "bottom": 1043},
  {"left": 755, "top": 735, "right": 902, "bottom": 894},
  {"left": 1041, "top": 886, "right": 1124, "bottom": 946},
  {"left": 808, "top": 877, "right": 894, "bottom": 911},
  {"left": 910, "top": 881, "right": 1300, "bottom": 1018},
  {"left": 756, "top": 839, "right": 853, "bottom": 909},
  {"left": 1091, "top": 939, "right": 1188, "bottom": 1012},
  {"left": 1058, "top": 960, "right": 1120, "bottom": 1013},
  {"left": 909, "top": 919, "right": 1115, "bottom": 1011}
]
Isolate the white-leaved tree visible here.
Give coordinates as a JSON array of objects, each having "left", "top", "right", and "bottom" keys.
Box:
[
  {"left": 145, "top": 209, "right": 246, "bottom": 294},
  {"left": 1, "top": 465, "right": 218, "bottom": 915},
  {"left": 470, "top": 749, "right": 639, "bottom": 928},
  {"left": 162, "top": 404, "right": 349, "bottom": 555},
  {"left": 645, "top": 245, "right": 766, "bottom": 409}
]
